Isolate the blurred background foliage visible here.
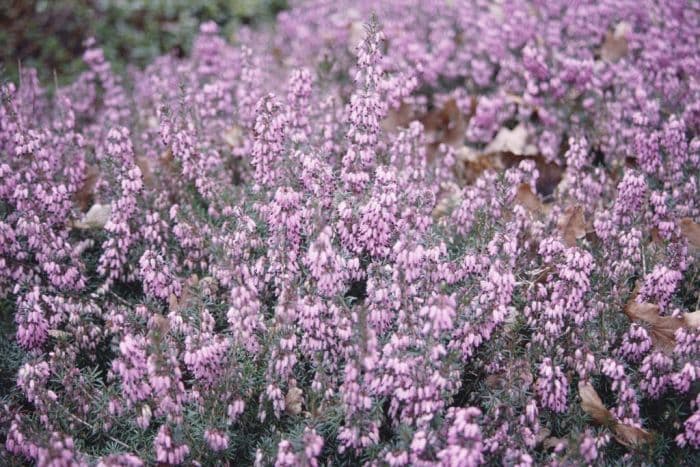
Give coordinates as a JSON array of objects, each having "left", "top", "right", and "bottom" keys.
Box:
[{"left": 1, "top": 0, "right": 286, "bottom": 85}]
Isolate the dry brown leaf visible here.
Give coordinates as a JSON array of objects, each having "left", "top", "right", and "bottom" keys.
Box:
[
  {"left": 382, "top": 102, "right": 415, "bottom": 133},
  {"left": 421, "top": 98, "right": 467, "bottom": 148},
  {"left": 623, "top": 301, "right": 698, "bottom": 351},
  {"left": 500, "top": 153, "right": 564, "bottom": 197},
  {"left": 535, "top": 428, "right": 551, "bottom": 445},
  {"left": 515, "top": 184, "right": 549, "bottom": 215},
  {"left": 579, "top": 381, "right": 653, "bottom": 449},
  {"left": 543, "top": 437, "right": 569, "bottom": 451},
  {"left": 601, "top": 22, "right": 631, "bottom": 63},
  {"left": 135, "top": 156, "right": 155, "bottom": 188},
  {"left": 432, "top": 182, "right": 461, "bottom": 219},
  {"left": 613, "top": 423, "right": 653, "bottom": 449},
  {"left": 685, "top": 310, "right": 700, "bottom": 328},
  {"left": 48, "top": 329, "right": 71, "bottom": 339},
  {"left": 579, "top": 381, "right": 613, "bottom": 425},
  {"left": 625, "top": 301, "right": 680, "bottom": 350},
  {"left": 456, "top": 146, "right": 506, "bottom": 185},
  {"left": 168, "top": 274, "right": 198, "bottom": 312},
  {"left": 285, "top": 387, "right": 303, "bottom": 415},
  {"left": 680, "top": 218, "right": 700, "bottom": 248},
  {"left": 74, "top": 164, "right": 99, "bottom": 212},
  {"left": 649, "top": 227, "right": 664, "bottom": 245},
  {"left": 557, "top": 205, "right": 586, "bottom": 247},
  {"left": 221, "top": 125, "right": 243, "bottom": 147},
  {"left": 483, "top": 124, "right": 538, "bottom": 156},
  {"left": 73, "top": 203, "right": 111, "bottom": 229}
]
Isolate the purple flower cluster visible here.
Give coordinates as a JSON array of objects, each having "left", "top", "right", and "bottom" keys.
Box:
[{"left": 1, "top": 1, "right": 699, "bottom": 465}]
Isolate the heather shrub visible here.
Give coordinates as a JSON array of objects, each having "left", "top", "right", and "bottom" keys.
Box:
[{"left": 1, "top": 1, "right": 700, "bottom": 466}]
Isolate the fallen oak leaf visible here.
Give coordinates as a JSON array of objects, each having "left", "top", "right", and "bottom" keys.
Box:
[
  {"left": 515, "top": 184, "right": 550, "bottom": 216},
  {"left": 221, "top": 125, "right": 243, "bottom": 147},
  {"left": 543, "top": 437, "right": 569, "bottom": 452},
  {"left": 421, "top": 98, "right": 467, "bottom": 148},
  {"left": 557, "top": 205, "right": 586, "bottom": 247},
  {"left": 579, "top": 381, "right": 613, "bottom": 425},
  {"left": 685, "top": 310, "right": 700, "bottom": 328},
  {"left": 74, "top": 164, "right": 99, "bottom": 211},
  {"left": 680, "top": 217, "right": 700, "bottom": 248},
  {"left": 381, "top": 102, "right": 415, "bottom": 133},
  {"left": 483, "top": 124, "right": 538, "bottom": 156},
  {"left": 623, "top": 301, "right": 700, "bottom": 351},
  {"left": 72, "top": 203, "right": 111, "bottom": 229},
  {"left": 432, "top": 182, "right": 461, "bottom": 219},
  {"left": 135, "top": 156, "right": 155, "bottom": 188},
  {"left": 285, "top": 386, "right": 304, "bottom": 415},
  {"left": 578, "top": 381, "right": 653, "bottom": 449},
  {"left": 601, "top": 22, "right": 631, "bottom": 63},
  {"left": 612, "top": 423, "right": 654, "bottom": 449}
]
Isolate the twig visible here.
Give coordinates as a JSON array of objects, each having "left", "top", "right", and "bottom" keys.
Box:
[{"left": 66, "top": 411, "right": 134, "bottom": 452}]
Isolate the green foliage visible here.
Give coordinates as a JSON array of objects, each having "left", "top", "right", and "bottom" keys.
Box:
[{"left": 1, "top": 0, "right": 287, "bottom": 85}]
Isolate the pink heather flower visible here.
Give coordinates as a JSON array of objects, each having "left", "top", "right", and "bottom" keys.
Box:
[
  {"left": 286, "top": 68, "right": 313, "bottom": 144},
  {"left": 17, "top": 361, "right": 54, "bottom": 413},
  {"left": 252, "top": 94, "right": 287, "bottom": 188},
  {"left": 619, "top": 323, "right": 652, "bottom": 362},
  {"left": 15, "top": 287, "right": 49, "bottom": 349},
  {"left": 154, "top": 425, "right": 189, "bottom": 465},
  {"left": 111, "top": 333, "right": 151, "bottom": 408},
  {"left": 138, "top": 249, "right": 181, "bottom": 301},
  {"left": 676, "top": 410, "right": 700, "bottom": 449},
  {"left": 601, "top": 358, "right": 640, "bottom": 425},
  {"left": 303, "top": 428, "right": 324, "bottom": 465},
  {"left": 436, "top": 407, "right": 484, "bottom": 467},
  {"left": 96, "top": 453, "right": 144, "bottom": 467},
  {"left": 204, "top": 429, "right": 229, "bottom": 452},
  {"left": 271, "top": 430, "right": 323, "bottom": 467},
  {"left": 637, "top": 265, "right": 683, "bottom": 311},
  {"left": 420, "top": 293, "right": 457, "bottom": 338},
  {"left": 227, "top": 283, "right": 265, "bottom": 353},
  {"left": 183, "top": 311, "right": 231, "bottom": 387},
  {"left": 613, "top": 170, "right": 647, "bottom": 225},
  {"left": 536, "top": 358, "right": 568, "bottom": 413},
  {"left": 671, "top": 362, "right": 700, "bottom": 394},
  {"left": 674, "top": 327, "right": 700, "bottom": 357},
  {"left": 227, "top": 399, "right": 246, "bottom": 424},
  {"left": 36, "top": 432, "right": 86, "bottom": 467},
  {"left": 305, "top": 226, "right": 346, "bottom": 296},
  {"left": 579, "top": 432, "right": 598, "bottom": 463}
]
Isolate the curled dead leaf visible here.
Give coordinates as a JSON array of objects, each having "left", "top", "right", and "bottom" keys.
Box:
[
  {"left": 579, "top": 381, "right": 653, "bottom": 449},
  {"left": 515, "top": 184, "right": 550, "bottom": 216},
  {"left": 432, "top": 182, "right": 461, "bottom": 219},
  {"left": 685, "top": 310, "right": 700, "bottom": 328},
  {"left": 579, "top": 381, "right": 613, "bottom": 425},
  {"left": 613, "top": 423, "right": 653, "bottom": 449},
  {"left": 74, "top": 165, "right": 99, "bottom": 211},
  {"left": 421, "top": 98, "right": 467, "bottom": 148},
  {"left": 543, "top": 436, "right": 569, "bottom": 452},
  {"left": 73, "top": 203, "right": 111, "bottom": 229},
  {"left": 48, "top": 329, "right": 71, "bottom": 339},
  {"left": 483, "top": 124, "right": 537, "bottom": 156},
  {"left": 601, "top": 22, "right": 631, "bottom": 63},
  {"left": 285, "top": 387, "right": 303, "bottom": 415},
  {"left": 135, "top": 156, "right": 155, "bottom": 188},
  {"left": 382, "top": 102, "right": 415, "bottom": 133},
  {"left": 624, "top": 300, "right": 699, "bottom": 351},
  {"left": 222, "top": 125, "right": 243, "bottom": 147},
  {"left": 680, "top": 218, "right": 700, "bottom": 248},
  {"left": 557, "top": 205, "right": 586, "bottom": 247}
]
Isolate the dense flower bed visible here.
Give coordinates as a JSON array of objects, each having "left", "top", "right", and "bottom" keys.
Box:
[{"left": 1, "top": 1, "right": 699, "bottom": 465}]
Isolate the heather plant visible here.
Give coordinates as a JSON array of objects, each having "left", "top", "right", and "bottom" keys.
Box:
[{"left": 1, "top": 1, "right": 700, "bottom": 466}]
